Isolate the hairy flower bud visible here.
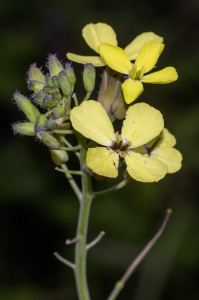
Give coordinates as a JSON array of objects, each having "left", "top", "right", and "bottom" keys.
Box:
[
  {"left": 50, "top": 149, "right": 68, "bottom": 165},
  {"left": 48, "top": 54, "right": 63, "bottom": 76},
  {"left": 34, "top": 115, "right": 47, "bottom": 133},
  {"left": 83, "top": 63, "right": 96, "bottom": 92},
  {"left": 28, "top": 64, "right": 45, "bottom": 93},
  {"left": 13, "top": 122, "right": 35, "bottom": 136},
  {"left": 52, "top": 99, "right": 67, "bottom": 119},
  {"left": 36, "top": 131, "right": 60, "bottom": 149},
  {"left": 58, "top": 71, "right": 72, "bottom": 96},
  {"left": 65, "top": 64, "right": 76, "bottom": 84},
  {"left": 14, "top": 92, "right": 40, "bottom": 121},
  {"left": 45, "top": 75, "right": 55, "bottom": 88}
]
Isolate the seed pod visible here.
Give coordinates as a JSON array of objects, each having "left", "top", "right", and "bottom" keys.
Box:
[
  {"left": 36, "top": 131, "right": 60, "bottom": 149},
  {"left": 34, "top": 115, "right": 47, "bottom": 133},
  {"left": 50, "top": 149, "right": 68, "bottom": 165},
  {"left": 13, "top": 122, "right": 35, "bottom": 136},
  {"left": 48, "top": 54, "right": 63, "bottom": 76},
  {"left": 83, "top": 63, "right": 96, "bottom": 92},
  {"left": 65, "top": 64, "right": 76, "bottom": 84},
  {"left": 14, "top": 92, "right": 40, "bottom": 122},
  {"left": 58, "top": 71, "right": 72, "bottom": 96},
  {"left": 28, "top": 64, "right": 45, "bottom": 92}
]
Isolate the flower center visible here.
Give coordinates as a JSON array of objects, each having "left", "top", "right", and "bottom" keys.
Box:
[
  {"left": 129, "top": 64, "right": 145, "bottom": 81},
  {"left": 109, "top": 132, "right": 131, "bottom": 159}
]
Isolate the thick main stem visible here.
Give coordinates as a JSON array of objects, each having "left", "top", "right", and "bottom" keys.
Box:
[{"left": 75, "top": 132, "right": 93, "bottom": 300}]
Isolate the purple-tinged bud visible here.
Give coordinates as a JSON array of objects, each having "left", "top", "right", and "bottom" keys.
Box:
[
  {"left": 58, "top": 71, "right": 72, "bottom": 96},
  {"left": 14, "top": 92, "right": 40, "bottom": 121},
  {"left": 28, "top": 64, "right": 45, "bottom": 92},
  {"left": 83, "top": 63, "right": 96, "bottom": 92},
  {"left": 34, "top": 115, "right": 47, "bottom": 133},
  {"left": 33, "top": 90, "right": 45, "bottom": 106},
  {"left": 47, "top": 54, "right": 64, "bottom": 76},
  {"left": 52, "top": 99, "right": 66, "bottom": 119},
  {"left": 45, "top": 75, "right": 55, "bottom": 88},
  {"left": 43, "top": 94, "right": 58, "bottom": 109},
  {"left": 36, "top": 131, "right": 60, "bottom": 149},
  {"left": 13, "top": 122, "right": 35, "bottom": 136},
  {"left": 65, "top": 64, "right": 76, "bottom": 84},
  {"left": 50, "top": 149, "right": 68, "bottom": 165}
]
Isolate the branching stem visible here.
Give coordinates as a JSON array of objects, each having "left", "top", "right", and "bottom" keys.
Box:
[{"left": 93, "top": 180, "right": 126, "bottom": 198}]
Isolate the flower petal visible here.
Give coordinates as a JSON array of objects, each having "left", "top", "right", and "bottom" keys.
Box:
[
  {"left": 66, "top": 53, "right": 106, "bottom": 66},
  {"left": 151, "top": 148, "right": 182, "bottom": 173},
  {"left": 124, "top": 32, "right": 163, "bottom": 60},
  {"left": 141, "top": 67, "right": 178, "bottom": 83},
  {"left": 82, "top": 23, "right": 118, "bottom": 53},
  {"left": 86, "top": 147, "right": 119, "bottom": 178},
  {"left": 121, "top": 79, "right": 144, "bottom": 104},
  {"left": 156, "top": 128, "right": 176, "bottom": 148},
  {"left": 98, "top": 43, "right": 132, "bottom": 74},
  {"left": 70, "top": 100, "right": 116, "bottom": 146},
  {"left": 121, "top": 103, "right": 164, "bottom": 147},
  {"left": 125, "top": 152, "right": 167, "bottom": 182},
  {"left": 135, "top": 41, "right": 164, "bottom": 73}
]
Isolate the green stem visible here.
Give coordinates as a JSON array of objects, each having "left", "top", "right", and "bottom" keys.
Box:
[
  {"left": 93, "top": 180, "right": 126, "bottom": 198},
  {"left": 60, "top": 137, "right": 80, "bottom": 158},
  {"left": 55, "top": 167, "right": 82, "bottom": 175},
  {"left": 60, "top": 145, "right": 82, "bottom": 151},
  {"left": 83, "top": 92, "right": 91, "bottom": 102},
  {"left": 74, "top": 132, "right": 93, "bottom": 300},
  {"left": 52, "top": 129, "right": 75, "bottom": 134},
  {"left": 72, "top": 93, "right": 79, "bottom": 107},
  {"left": 61, "top": 164, "right": 82, "bottom": 201},
  {"left": 107, "top": 209, "right": 172, "bottom": 300}
]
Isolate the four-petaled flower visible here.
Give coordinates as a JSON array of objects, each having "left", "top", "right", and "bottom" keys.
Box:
[
  {"left": 98, "top": 41, "right": 178, "bottom": 104},
  {"left": 70, "top": 101, "right": 182, "bottom": 182},
  {"left": 67, "top": 22, "right": 163, "bottom": 67}
]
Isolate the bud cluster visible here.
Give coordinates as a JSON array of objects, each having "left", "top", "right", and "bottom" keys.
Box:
[{"left": 12, "top": 55, "right": 75, "bottom": 152}]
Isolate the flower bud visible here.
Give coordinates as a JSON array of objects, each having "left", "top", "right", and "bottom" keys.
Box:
[
  {"left": 34, "top": 114, "right": 47, "bottom": 133},
  {"left": 14, "top": 92, "right": 40, "bottom": 121},
  {"left": 33, "top": 90, "right": 45, "bottom": 106},
  {"left": 52, "top": 99, "right": 66, "bottom": 119},
  {"left": 12, "top": 122, "right": 35, "bottom": 136},
  {"left": 83, "top": 63, "right": 96, "bottom": 92},
  {"left": 48, "top": 54, "right": 63, "bottom": 76},
  {"left": 52, "top": 76, "right": 59, "bottom": 88},
  {"left": 28, "top": 64, "right": 45, "bottom": 93},
  {"left": 50, "top": 149, "right": 68, "bottom": 165},
  {"left": 36, "top": 131, "right": 60, "bottom": 149},
  {"left": 65, "top": 64, "right": 76, "bottom": 84},
  {"left": 29, "top": 80, "right": 45, "bottom": 93},
  {"left": 43, "top": 94, "right": 58, "bottom": 109},
  {"left": 58, "top": 71, "right": 72, "bottom": 96},
  {"left": 45, "top": 75, "right": 55, "bottom": 88},
  {"left": 110, "top": 91, "right": 128, "bottom": 120}
]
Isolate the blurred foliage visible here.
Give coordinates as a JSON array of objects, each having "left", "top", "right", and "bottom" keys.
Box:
[{"left": 1, "top": 0, "right": 199, "bottom": 299}]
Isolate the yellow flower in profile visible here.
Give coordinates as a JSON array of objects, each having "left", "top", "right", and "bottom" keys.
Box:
[
  {"left": 98, "top": 41, "right": 178, "bottom": 104},
  {"left": 67, "top": 22, "right": 163, "bottom": 67},
  {"left": 70, "top": 101, "right": 181, "bottom": 182}
]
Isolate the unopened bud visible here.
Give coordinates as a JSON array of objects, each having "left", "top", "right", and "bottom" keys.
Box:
[
  {"left": 28, "top": 64, "right": 45, "bottom": 92},
  {"left": 29, "top": 80, "right": 45, "bottom": 93},
  {"left": 33, "top": 90, "right": 45, "bottom": 106},
  {"left": 50, "top": 149, "right": 68, "bottom": 165},
  {"left": 110, "top": 91, "right": 128, "bottom": 120},
  {"left": 52, "top": 99, "right": 66, "bottom": 119},
  {"left": 14, "top": 92, "right": 40, "bottom": 121},
  {"left": 48, "top": 54, "right": 63, "bottom": 76},
  {"left": 83, "top": 63, "right": 96, "bottom": 92},
  {"left": 65, "top": 64, "right": 76, "bottom": 84},
  {"left": 45, "top": 75, "right": 55, "bottom": 88},
  {"left": 36, "top": 131, "right": 60, "bottom": 149},
  {"left": 52, "top": 76, "right": 59, "bottom": 88},
  {"left": 58, "top": 71, "right": 72, "bottom": 96},
  {"left": 43, "top": 94, "right": 58, "bottom": 109},
  {"left": 35, "top": 115, "right": 47, "bottom": 133},
  {"left": 13, "top": 122, "right": 35, "bottom": 136},
  {"left": 43, "top": 86, "right": 58, "bottom": 95}
]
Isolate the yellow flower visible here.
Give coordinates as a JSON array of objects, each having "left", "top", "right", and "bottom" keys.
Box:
[
  {"left": 66, "top": 22, "right": 163, "bottom": 67},
  {"left": 70, "top": 100, "right": 182, "bottom": 183},
  {"left": 98, "top": 41, "right": 178, "bottom": 104}
]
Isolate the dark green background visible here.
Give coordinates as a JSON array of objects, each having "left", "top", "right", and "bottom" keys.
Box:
[{"left": 1, "top": 0, "right": 199, "bottom": 299}]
